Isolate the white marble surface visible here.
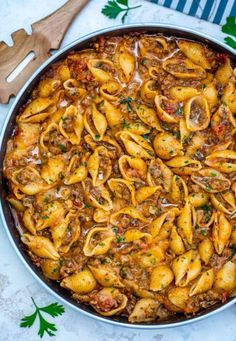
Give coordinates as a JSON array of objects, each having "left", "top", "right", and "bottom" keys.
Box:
[{"left": 0, "top": 1, "right": 236, "bottom": 340}]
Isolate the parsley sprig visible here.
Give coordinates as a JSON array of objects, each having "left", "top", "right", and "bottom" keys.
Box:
[
  {"left": 222, "top": 16, "right": 236, "bottom": 49},
  {"left": 20, "top": 297, "right": 65, "bottom": 338},
  {"left": 102, "top": 0, "right": 142, "bottom": 23}
]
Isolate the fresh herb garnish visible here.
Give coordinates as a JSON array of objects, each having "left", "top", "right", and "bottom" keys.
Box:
[
  {"left": 42, "top": 215, "right": 49, "bottom": 220},
  {"left": 20, "top": 297, "right": 65, "bottom": 338},
  {"left": 120, "top": 97, "right": 134, "bottom": 111},
  {"left": 94, "top": 134, "right": 101, "bottom": 140},
  {"left": 116, "top": 235, "right": 125, "bottom": 243},
  {"left": 58, "top": 143, "right": 67, "bottom": 153},
  {"left": 101, "top": 0, "right": 142, "bottom": 24},
  {"left": 222, "top": 16, "right": 236, "bottom": 49}
]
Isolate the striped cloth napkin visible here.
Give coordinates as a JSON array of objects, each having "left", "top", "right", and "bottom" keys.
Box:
[{"left": 147, "top": 0, "right": 236, "bottom": 25}]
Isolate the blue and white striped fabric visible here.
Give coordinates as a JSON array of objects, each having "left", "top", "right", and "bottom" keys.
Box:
[{"left": 148, "top": 0, "right": 236, "bottom": 25}]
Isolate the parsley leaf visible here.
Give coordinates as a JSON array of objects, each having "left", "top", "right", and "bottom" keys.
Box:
[
  {"left": 101, "top": 0, "right": 141, "bottom": 23},
  {"left": 221, "top": 16, "right": 236, "bottom": 49},
  {"left": 20, "top": 298, "right": 65, "bottom": 338}
]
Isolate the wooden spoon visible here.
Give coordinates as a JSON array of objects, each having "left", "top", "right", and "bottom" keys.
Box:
[{"left": 0, "top": 0, "right": 88, "bottom": 104}]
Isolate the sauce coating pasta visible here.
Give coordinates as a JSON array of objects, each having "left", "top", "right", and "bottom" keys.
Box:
[{"left": 3, "top": 33, "right": 236, "bottom": 323}]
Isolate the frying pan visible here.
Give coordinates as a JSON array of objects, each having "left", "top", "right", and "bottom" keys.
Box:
[{"left": 0, "top": 24, "right": 235, "bottom": 328}]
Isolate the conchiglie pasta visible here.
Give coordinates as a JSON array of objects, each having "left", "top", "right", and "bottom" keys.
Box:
[
  {"left": 83, "top": 227, "right": 115, "bottom": 256},
  {"left": 163, "top": 58, "right": 206, "bottom": 79},
  {"left": 153, "top": 132, "right": 183, "bottom": 160},
  {"left": 212, "top": 212, "right": 232, "bottom": 255},
  {"left": 128, "top": 298, "right": 161, "bottom": 323},
  {"left": 90, "top": 288, "right": 128, "bottom": 316},
  {"left": 117, "top": 131, "right": 155, "bottom": 159},
  {"left": 84, "top": 103, "right": 107, "bottom": 141},
  {"left": 21, "top": 234, "right": 59, "bottom": 260},
  {"left": 87, "top": 146, "right": 112, "bottom": 186},
  {"left": 184, "top": 95, "right": 210, "bottom": 131},
  {"left": 177, "top": 40, "right": 210, "bottom": 69},
  {"left": 189, "top": 269, "right": 214, "bottom": 296},
  {"left": 58, "top": 105, "right": 84, "bottom": 145},
  {"left": 150, "top": 265, "right": 174, "bottom": 291},
  {"left": 214, "top": 261, "right": 236, "bottom": 293},
  {"left": 61, "top": 269, "right": 96, "bottom": 294}
]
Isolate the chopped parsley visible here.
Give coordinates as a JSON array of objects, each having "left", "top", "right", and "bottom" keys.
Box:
[
  {"left": 58, "top": 143, "right": 67, "bottom": 153},
  {"left": 42, "top": 215, "right": 49, "bottom": 220},
  {"left": 120, "top": 97, "right": 134, "bottom": 111},
  {"left": 94, "top": 134, "right": 101, "bottom": 140},
  {"left": 101, "top": 259, "right": 107, "bottom": 264},
  {"left": 116, "top": 235, "right": 125, "bottom": 243}
]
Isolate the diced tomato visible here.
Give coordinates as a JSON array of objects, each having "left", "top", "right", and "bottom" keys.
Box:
[
  {"left": 212, "top": 123, "right": 225, "bottom": 136},
  {"left": 72, "top": 199, "right": 83, "bottom": 209},
  {"left": 221, "top": 291, "right": 227, "bottom": 303}
]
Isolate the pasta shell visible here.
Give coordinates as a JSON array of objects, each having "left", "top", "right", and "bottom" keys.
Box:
[
  {"left": 153, "top": 132, "right": 183, "bottom": 160},
  {"left": 82, "top": 178, "right": 113, "bottom": 211},
  {"left": 117, "top": 131, "right": 155, "bottom": 159},
  {"left": 189, "top": 269, "right": 214, "bottom": 296},
  {"left": 110, "top": 207, "right": 149, "bottom": 228},
  {"left": 64, "top": 154, "right": 88, "bottom": 185},
  {"left": 188, "top": 192, "right": 209, "bottom": 208},
  {"left": 58, "top": 105, "right": 84, "bottom": 145},
  {"left": 191, "top": 168, "right": 231, "bottom": 193},
  {"left": 214, "top": 261, "right": 236, "bottom": 293},
  {"left": 169, "top": 86, "right": 199, "bottom": 101},
  {"left": 87, "top": 59, "right": 114, "bottom": 83},
  {"left": 124, "top": 229, "right": 152, "bottom": 244},
  {"left": 150, "top": 265, "right": 174, "bottom": 291},
  {"left": 63, "top": 79, "right": 87, "bottom": 99},
  {"left": 163, "top": 58, "right": 206, "bottom": 79},
  {"left": 149, "top": 210, "right": 176, "bottom": 238},
  {"left": 222, "top": 82, "right": 236, "bottom": 114},
  {"left": 135, "top": 185, "right": 161, "bottom": 204},
  {"left": 41, "top": 259, "right": 61, "bottom": 280},
  {"left": 88, "top": 265, "right": 124, "bottom": 287},
  {"left": 90, "top": 288, "right": 127, "bottom": 316},
  {"left": 100, "top": 80, "right": 122, "bottom": 101},
  {"left": 93, "top": 208, "right": 109, "bottom": 223},
  {"left": 141, "top": 80, "right": 159, "bottom": 104},
  {"left": 118, "top": 155, "right": 147, "bottom": 182},
  {"left": 136, "top": 104, "right": 162, "bottom": 130},
  {"left": 166, "top": 156, "right": 202, "bottom": 175},
  {"left": 167, "top": 287, "right": 190, "bottom": 311},
  {"left": 215, "top": 57, "right": 233, "bottom": 86},
  {"left": 41, "top": 156, "right": 65, "bottom": 184},
  {"left": 155, "top": 95, "right": 183, "bottom": 123},
  {"left": 147, "top": 158, "right": 173, "bottom": 192},
  {"left": 170, "top": 225, "right": 185, "bottom": 255},
  {"left": 139, "top": 36, "right": 168, "bottom": 58},
  {"left": 205, "top": 150, "right": 236, "bottom": 173},
  {"left": 23, "top": 206, "right": 36, "bottom": 235},
  {"left": 170, "top": 175, "right": 188, "bottom": 204},
  {"left": 84, "top": 134, "right": 122, "bottom": 159},
  {"left": 116, "top": 43, "right": 135, "bottom": 83},
  {"left": 211, "top": 104, "right": 236, "bottom": 140},
  {"left": 172, "top": 250, "right": 201, "bottom": 286},
  {"left": 83, "top": 227, "right": 115, "bottom": 256},
  {"left": 84, "top": 103, "right": 107, "bottom": 141},
  {"left": 38, "top": 79, "right": 61, "bottom": 98},
  {"left": 61, "top": 269, "right": 96, "bottom": 294},
  {"left": 11, "top": 166, "right": 51, "bottom": 195},
  {"left": 212, "top": 211, "right": 232, "bottom": 255},
  {"left": 177, "top": 40, "right": 211, "bottom": 69},
  {"left": 210, "top": 190, "right": 236, "bottom": 215},
  {"left": 184, "top": 95, "right": 210, "bottom": 131},
  {"left": 198, "top": 238, "right": 214, "bottom": 265},
  {"left": 87, "top": 146, "right": 112, "bottom": 186},
  {"left": 18, "top": 98, "right": 53, "bottom": 123},
  {"left": 99, "top": 99, "right": 123, "bottom": 128},
  {"left": 40, "top": 122, "right": 71, "bottom": 154},
  {"left": 108, "top": 178, "right": 136, "bottom": 206},
  {"left": 21, "top": 234, "right": 59, "bottom": 260},
  {"left": 128, "top": 298, "right": 160, "bottom": 323},
  {"left": 177, "top": 200, "right": 193, "bottom": 244},
  {"left": 36, "top": 201, "right": 65, "bottom": 231}
]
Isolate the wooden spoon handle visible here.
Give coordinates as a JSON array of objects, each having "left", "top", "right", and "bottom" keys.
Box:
[
  {"left": 32, "top": 0, "right": 89, "bottom": 50},
  {"left": 0, "top": 0, "right": 89, "bottom": 104}
]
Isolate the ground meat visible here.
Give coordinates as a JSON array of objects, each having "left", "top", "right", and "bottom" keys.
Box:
[{"left": 90, "top": 292, "right": 118, "bottom": 312}]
